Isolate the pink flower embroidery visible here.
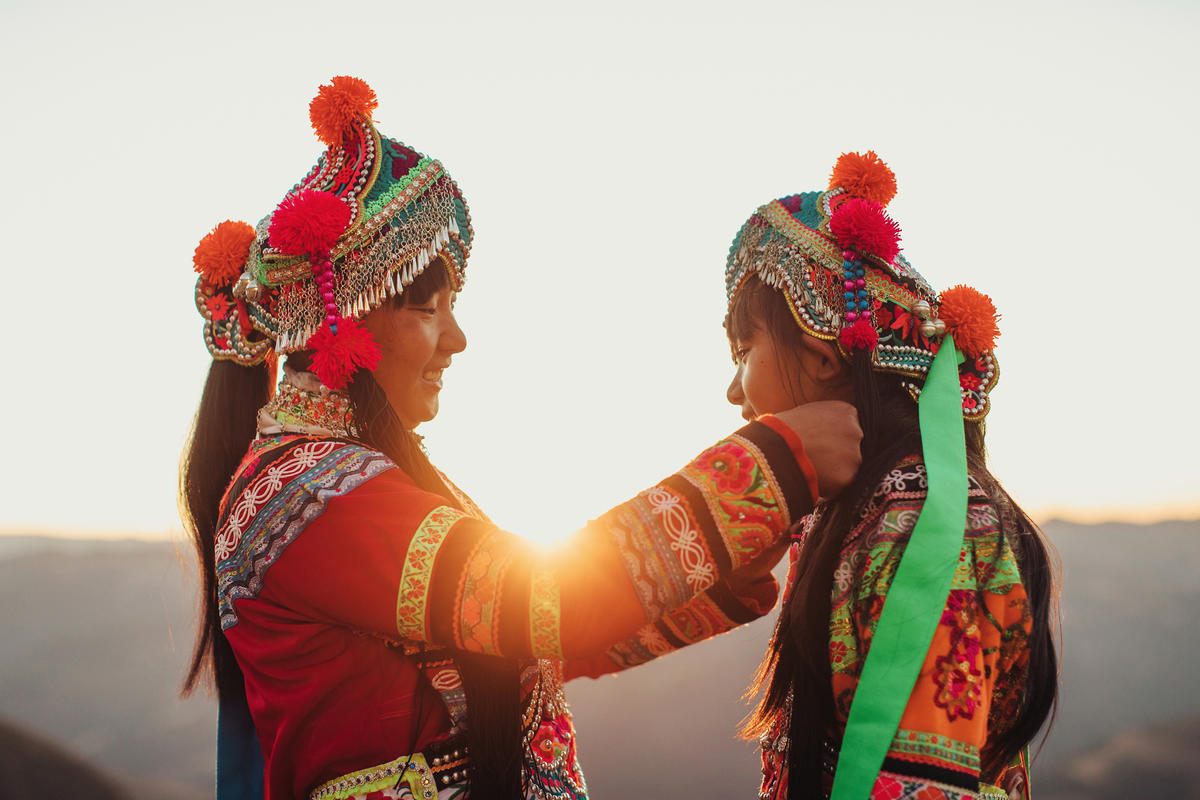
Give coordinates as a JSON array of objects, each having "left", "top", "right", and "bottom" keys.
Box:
[{"left": 696, "top": 443, "right": 756, "bottom": 494}]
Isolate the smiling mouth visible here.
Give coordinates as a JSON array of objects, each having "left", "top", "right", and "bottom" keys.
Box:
[{"left": 422, "top": 369, "right": 444, "bottom": 384}]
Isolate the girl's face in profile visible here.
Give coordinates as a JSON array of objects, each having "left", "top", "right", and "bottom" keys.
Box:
[
  {"left": 727, "top": 323, "right": 801, "bottom": 422},
  {"left": 726, "top": 303, "right": 854, "bottom": 421}
]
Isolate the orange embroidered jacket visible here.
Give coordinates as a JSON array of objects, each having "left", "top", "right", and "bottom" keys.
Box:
[
  {"left": 757, "top": 457, "right": 1034, "bottom": 800},
  {"left": 214, "top": 416, "right": 817, "bottom": 800}
]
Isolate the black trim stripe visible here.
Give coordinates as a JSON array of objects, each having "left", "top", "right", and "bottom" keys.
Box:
[
  {"left": 705, "top": 579, "right": 764, "bottom": 626},
  {"left": 880, "top": 755, "right": 978, "bottom": 791}
]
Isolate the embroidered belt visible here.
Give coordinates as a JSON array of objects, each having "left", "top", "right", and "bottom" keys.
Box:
[{"left": 308, "top": 737, "right": 470, "bottom": 800}]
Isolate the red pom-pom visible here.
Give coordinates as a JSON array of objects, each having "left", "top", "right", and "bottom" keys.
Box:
[
  {"left": 309, "top": 76, "right": 378, "bottom": 147},
  {"left": 268, "top": 190, "right": 351, "bottom": 257},
  {"left": 828, "top": 151, "right": 898, "bottom": 207},
  {"left": 939, "top": 285, "right": 1000, "bottom": 358},
  {"left": 829, "top": 198, "right": 901, "bottom": 262},
  {"left": 305, "top": 317, "right": 382, "bottom": 391},
  {"left": 193, "top": 220, "right": 255, "bottom": 286},
  {"left": 839, "top": 317, "right": 879, "bottom": 351}
]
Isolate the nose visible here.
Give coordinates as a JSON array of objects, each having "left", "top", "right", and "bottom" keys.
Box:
[
  {"left": 726, "top": 365, "right": 744, "bottom": 407},
  {"left": 442, "top": 311, "right": 467, "bottom": 355}
]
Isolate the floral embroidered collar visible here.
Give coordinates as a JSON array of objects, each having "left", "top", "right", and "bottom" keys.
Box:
[{"left": 257, "top": 366, "right": 357, "bottom": 439}]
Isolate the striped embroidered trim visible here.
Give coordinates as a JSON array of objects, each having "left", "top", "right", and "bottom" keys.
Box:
[
  {"left": 661, "top": 591, "right": 737, "bottom": 644},
  {"left": 215, "top": 440, "right": 340, "bottom": 562},
  {"left": 865, "top": 268, "right": 920, "bottom": 312},
  {"left": 308, "top": 752, "right": 436, "bottom": 800},
  {"left": 761, "top": 199, "right": 841, "bottom": 265},
  {"left": 604, "top": 622, "right": 674, "bottom": 669},
  {"left": 873, "top": 770, "right": 974, "bottom": 800},
  {"left": 529, "top": 567, "right": 564, "bottom": 659},
  {"left": 608, "top": 501, "right": 693, "bottom": 621},
  {"left": 890, "top": 729, "right": 981, "bottom": 773},
  {"left": 395, "top": 506, "right": 467, "bottom": 640},
  {"left": 217, "top": 441, "right": 394, "bottom": 629},
  {"left": 645, "top": 486, "right": 718, "bottom": 593},
  {"left": 456, "top": 532, "right": 513, "bottom": 654}
]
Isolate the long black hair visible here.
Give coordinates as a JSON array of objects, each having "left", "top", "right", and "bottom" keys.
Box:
[
  {"left": 181, "top": 260, "right": 522, "bottom": 799},
  {"left": 730, "top": 276, "right": 1058, "bottom": 796}
]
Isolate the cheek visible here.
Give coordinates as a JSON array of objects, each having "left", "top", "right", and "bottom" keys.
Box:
[
  {"left": 370, "top": 319, "right": 421, "bottom": 386},
  {"left": 745, "top": 354, "right": 791, "bottom": 411}
]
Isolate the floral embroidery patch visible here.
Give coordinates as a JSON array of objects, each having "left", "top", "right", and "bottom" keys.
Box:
[
  {"left": 694, "top": 443, "right": 756, "bottom": 494},
  {"left": 931, "top": 590, "right": 984, "bottom": 722}
]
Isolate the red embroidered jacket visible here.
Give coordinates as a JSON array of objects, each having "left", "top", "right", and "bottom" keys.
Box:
[{"left": 214, "top": 417, "right": 817, "bottom": 800}]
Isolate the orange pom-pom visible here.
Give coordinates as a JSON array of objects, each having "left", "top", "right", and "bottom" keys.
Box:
[
  {"left": 193, "top": 220, "right": 256, "bottom": 286},
  {"left": 828, "top": 151, "right": 898, "bottom": 207},
  {"left": 939, "top": 285, "right": 1000, "bottom": 358},
  {"left": 309, "top": 76, "right": 378, "bottom": 147}
]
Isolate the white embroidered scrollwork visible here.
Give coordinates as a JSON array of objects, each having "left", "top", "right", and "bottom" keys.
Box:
[
  {"left": 215, "top": 440, "right": 340, "bottom": 562},
  {"left": 645, "top": 487, "right": 717, "bottom": 593}
]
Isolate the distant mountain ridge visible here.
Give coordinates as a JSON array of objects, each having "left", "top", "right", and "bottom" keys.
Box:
[{"left": 0, "top": 518, "right": 1196, "bottom": 798}]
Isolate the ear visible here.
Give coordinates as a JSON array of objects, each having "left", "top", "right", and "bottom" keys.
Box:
[{"left": 797, "top": 335, "right": 849, "bottom": 383}]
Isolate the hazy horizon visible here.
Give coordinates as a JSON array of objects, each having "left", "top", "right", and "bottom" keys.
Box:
[{"left": 4, "top": 507, "right": 1199, "bottom": 542}]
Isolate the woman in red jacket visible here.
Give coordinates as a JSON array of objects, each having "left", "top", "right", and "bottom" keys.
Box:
[{"left": 181, "top": 76, "right": 863, "bottom": 800}]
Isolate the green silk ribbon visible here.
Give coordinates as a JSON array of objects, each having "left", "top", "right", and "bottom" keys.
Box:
[{"left": 829, "top": 335, "right": 969, "bottom": 800}]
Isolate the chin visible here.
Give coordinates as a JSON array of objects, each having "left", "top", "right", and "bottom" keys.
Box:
[{"left": 403, "top": 408, "right": 438, "bottom": 429}]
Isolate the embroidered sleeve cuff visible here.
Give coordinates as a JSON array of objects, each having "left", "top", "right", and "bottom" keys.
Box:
[
  {"left": 742, "top": 416, "right": 819, "bottom": 515},
  {"left": 716, "top": 571, "right": 780, "bottom": 620}
]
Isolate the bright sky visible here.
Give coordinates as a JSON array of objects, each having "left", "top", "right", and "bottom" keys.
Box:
[{"left": 1, "top": 0, "right": 1197, "bottom": 542}]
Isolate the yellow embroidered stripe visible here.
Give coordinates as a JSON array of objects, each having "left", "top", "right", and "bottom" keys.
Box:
[
  {"left": 308, "top": 752, "right": 436, "bottom": 800},
  {"left": 395, "top": 506, "right": 468, "bottom": 641},
  {"left": 762, "top": 200, "right": 841, "bottom": 264},
  {"left": 865, "top": 269, "right": 920, "bottom": 311},
  {"left": 457, "top": 532, "right": 513, "bottom": 655},
  {"left": 529, "top": 567, "right": 564, "bottom": 659}
]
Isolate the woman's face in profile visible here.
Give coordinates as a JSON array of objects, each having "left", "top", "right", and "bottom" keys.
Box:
[{"left": 364, "top": 287, "right": 466, "bottom": 429}]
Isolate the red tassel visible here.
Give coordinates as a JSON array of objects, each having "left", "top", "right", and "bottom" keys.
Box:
[
  {"left": 306, "top": 317, "right": 382, "bottom": 390},
  {"left": 268, "top": 190, "right": 352, "bottom": 258},
  {"left": 839, "top": 318, "right": 879, "bottom": 351},
  {"left": 829, "top": 198, "right": 901, "bottom": 263}
]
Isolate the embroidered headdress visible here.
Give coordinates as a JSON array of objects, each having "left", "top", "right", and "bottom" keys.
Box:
[
  {"left": 724, "top": 151, "right": 999, "bottom": 419},
  {"left": 192, "top": 76, "right": 473, "bottom": 390}
]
